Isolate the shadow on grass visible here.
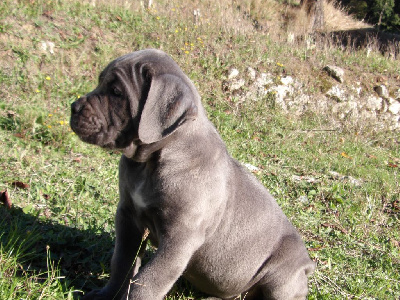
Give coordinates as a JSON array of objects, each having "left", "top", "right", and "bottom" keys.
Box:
[
  {"left": 0, "top": 205, "right": 113, "bottom": 299},
  {"left": 318, "top": 28, "right": 400, "bottom": 57},
  {"left": 0, "top": 205, "right": 201, "bottom": 299}
]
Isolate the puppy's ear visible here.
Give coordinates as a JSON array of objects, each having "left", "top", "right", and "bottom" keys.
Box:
[{"left": 138, "top": 74, "right": 197, "bottom": 144}]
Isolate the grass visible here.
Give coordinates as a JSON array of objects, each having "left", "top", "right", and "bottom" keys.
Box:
[{"left": 0, "top": 0, "right": 399, "bottom": 299}]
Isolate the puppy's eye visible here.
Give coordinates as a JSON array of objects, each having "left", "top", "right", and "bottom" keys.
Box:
[{"left": 112, "top": 86, "right": 122, "bottom": 97}]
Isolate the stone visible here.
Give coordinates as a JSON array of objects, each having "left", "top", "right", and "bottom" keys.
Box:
[
  {"left": 388, "top": 100, "right": 400, "bottom": 115},
  {"left": 243, "top": 163, "right": 260, "bottom": 172},
  {"left": 364, "top": 95, "right": 382, "bottom": 111},
  {"left": 374, "top": 85, "right": 389, "bottom": 99},
  {"left": 328, "top": 171, "right": 362, "bottom": 186},
  {"left": 395, "top": 88, "right": 400, "bottom": 100},
  {"left": 351, "top": 83, "right": 362, "bottom": 96},
  {"left": 40, "top": 41, "right": 55, "bottom": 54},
  {"left": 267, "top": 85, "right": 294, "bottom": 110},
  {"left": 246, "top": 67, "right": 256, "bottom": 80},
  {"left": 226, "top": 78, "right": 245, "bottom": 91},
  {"left": 323, "top": 65, "right": 344, "bottom": 83},
  {"left": 332, "top": 101, "right": 357, "bottom": 119},
  {"left": 297, "top": 195, "right": 309, "bottom": 204},
  {"left": 228, "top": 68, "right": 240, "bottom": 79},
  {"left": 360, "top": 110, "right": 377, "bottom": 122},
  {"left": 326, "top": 85, "right": 346, "bottom": 102},
  {"left": 255, "top": 72, "right": 273, "bottom": 87},
  {"left": 280, "top": 76, "right": 293, "bottom": 86}
]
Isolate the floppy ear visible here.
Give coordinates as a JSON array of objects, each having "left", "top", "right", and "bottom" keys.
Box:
[{"left": 138, "top": 74, "right": 198, "bottom": 144}]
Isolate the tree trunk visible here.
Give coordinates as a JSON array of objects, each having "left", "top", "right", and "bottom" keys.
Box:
[{"left": 301, "top": 0, "right": 325, "bottom": 32}]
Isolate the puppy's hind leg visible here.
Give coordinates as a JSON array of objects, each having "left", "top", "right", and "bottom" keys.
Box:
[
  {"left": 258, "top": 235, "right": 315, "bottom": 300},
  {"left": 260, "top": 267, "right": 310, "bottom": 300}
]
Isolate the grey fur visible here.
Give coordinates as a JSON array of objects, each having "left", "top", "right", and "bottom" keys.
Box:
[{"left": 70, "top": 49, "right": 315, "bottom": 300}]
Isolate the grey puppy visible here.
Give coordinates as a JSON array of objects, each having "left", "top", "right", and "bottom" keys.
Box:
[{"left": 70, "top": 49, "right": 315, "bottom": 300}]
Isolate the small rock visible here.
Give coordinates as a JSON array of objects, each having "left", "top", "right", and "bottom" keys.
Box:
[
  {"left": 243, "top": 163, "right": 260, "bottom": 172},
  {"left": 40, "top": 41, "right": 55, "bottom": 54},
  {"left": 228, "top": 68, "right": 240, "bottom": 80},
  {"left": 224, "top": 78, "right": 245, "bottom": 91},
  {"left": 280, "top": 76, "right": 293, "bottom": 86},
  {"left": 287, "top": 32, "right": 295, "bottom": 44},
  {"left": 291, "top": 175, "right": 317, "bottom": 183},
  {"left": 332, "top": 101, "right": 357, "bottom": 120},
  {"left": 364, "top": 95, "right": 382, "bottom": 111},
  {"left": 395, "top": 88, "right": 400, "bottom": 100},
  {"left": 247, "top": 67, "right": 256, "bottom": 80},
  {"left": 351, "top": 83, "right": 362, "bottom": 96},
  {"left": 267, "top": 85, "right": 294, "bottom": 110},
  {"left": 255, "top": 72, "right": 273, "bottom": 87},
  {"left": 328, "top": 171, "right": 362, "bottom": 186},
  {"left": 347, "top": 176, "right": 363, "bottom": 187},
  {"left": 328, "top": 171, "right": 341, "bottom": 178},
  {"left": 323, "top": 65, "right": 344, "bottom": 83},
  {"left": 388, "top": 100, "right": 400, "bottom": 115},
  {"left": 360, "top": 109, "right": 377, "bottom": 122},
  {"left": 374, "top": 85, "right": 389, "bottom": 99},
  {"left": 326, "top": 85, "right": 346, "bottom": 102},
  {"left": 297, "top": 195, "right": 309, "bottom": 204}
]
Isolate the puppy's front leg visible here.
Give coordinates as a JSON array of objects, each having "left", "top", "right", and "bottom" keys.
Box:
[
  {"left": 83, "top": 203, "right": 145, "bottom": 300},
  {"left": 126, "top": 232, "right": 204, "bottom": 300}
]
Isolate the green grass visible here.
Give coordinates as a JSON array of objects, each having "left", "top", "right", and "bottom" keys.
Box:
[{"left": 0, "top": 0, "right": 399, "bottom": 298}]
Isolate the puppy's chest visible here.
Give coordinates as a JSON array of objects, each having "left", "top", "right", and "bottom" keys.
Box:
[{"left": 130, "top": 180, "right": 149, "bottom": 209}]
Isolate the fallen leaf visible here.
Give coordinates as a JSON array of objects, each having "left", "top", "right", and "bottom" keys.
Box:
[
  {"left": 341, "top": 152, "right": 352, "bottom": 159},
  {"left": 72, "top": 157, "right": 81, "bottom": 163},
  {"left": 391, "top": 200, "right": 400, "bottom": 211},
  {"left": 0, "top": 190, "right": 11, "bottom": 209},
  {"left": 388, "top": 163, "right": 399, "bottom": 168},
  {"left": 14, "top": 132, "right": 25, "bottom": 138},
  {"left": 11, "top": 181, "right": 30, "bottom": 189}
]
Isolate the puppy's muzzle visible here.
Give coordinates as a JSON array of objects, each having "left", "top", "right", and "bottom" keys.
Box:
[{"left": 71, "top": 97, "right": 86, "bottom": 115}]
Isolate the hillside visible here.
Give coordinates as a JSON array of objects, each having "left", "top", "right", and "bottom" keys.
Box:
[{"left": 0, "top": 0, "right": 399, "bottom": 299}]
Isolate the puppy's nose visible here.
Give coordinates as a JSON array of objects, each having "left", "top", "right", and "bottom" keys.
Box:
[{"left": 71, "top": 98, "right": 85, "bottom": 114}]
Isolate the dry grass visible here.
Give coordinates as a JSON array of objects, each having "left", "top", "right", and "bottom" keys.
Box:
[
  {"left": 323, "top": 0, "right": 371, "bottom": 32},
  {"left": 85, "top": 0, "right": 371, "bottom": 37}
]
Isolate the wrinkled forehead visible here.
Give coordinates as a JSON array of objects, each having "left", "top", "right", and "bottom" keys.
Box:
[{"left": 98, "top": 49, "right": 181, "bottom": 83}]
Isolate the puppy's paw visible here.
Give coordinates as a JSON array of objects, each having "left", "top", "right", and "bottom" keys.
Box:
[{"left": 81, "top": 288, "right": 118, "bottom": 300}]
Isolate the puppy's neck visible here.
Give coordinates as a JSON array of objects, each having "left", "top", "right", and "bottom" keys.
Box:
[{"left": 124, "top": 133, "right": 177, "bottom": 163}]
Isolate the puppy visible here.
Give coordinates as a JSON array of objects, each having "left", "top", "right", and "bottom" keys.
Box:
[{"left": 70, "top": 49, "right": 315, "bottom": 300}]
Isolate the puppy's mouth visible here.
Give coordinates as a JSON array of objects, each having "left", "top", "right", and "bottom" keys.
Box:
[
  {"left": 70, "top": 98, "right": 138, "bottom": 152},
  {"left": 70, "top": 97, "right": 116, "bottom": 147},
  {"left": 70, "top": 116, "right": 110, "bottom": 146}
]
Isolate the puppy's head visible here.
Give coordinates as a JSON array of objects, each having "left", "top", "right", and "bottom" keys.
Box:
[{"left": 70, "top": 49, "right": 198, "bottom": 158}]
